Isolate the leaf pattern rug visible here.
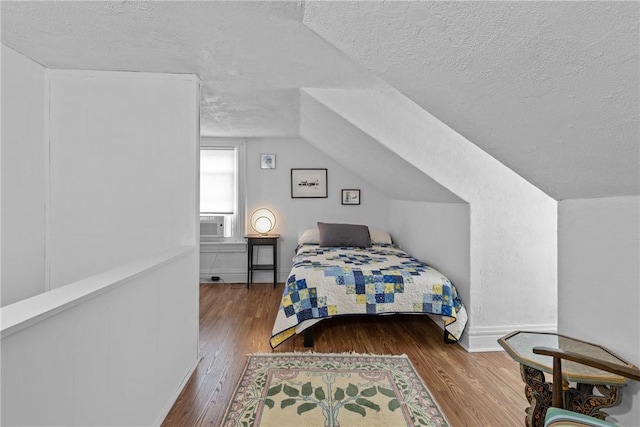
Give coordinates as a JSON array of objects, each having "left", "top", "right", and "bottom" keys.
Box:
[{"left": 222, "top": 353, "right": 449, "bottom": 427}]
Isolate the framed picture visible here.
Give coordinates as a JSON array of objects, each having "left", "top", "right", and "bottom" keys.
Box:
[
  {"left": 291, "top": 168, "right": 328, "bottom": 198},
  {"left": 260, "top": 153, "right": 276, "bottom": 169},
  {"left": 341, "top": 189, "right": 361, "bottom": 205}
]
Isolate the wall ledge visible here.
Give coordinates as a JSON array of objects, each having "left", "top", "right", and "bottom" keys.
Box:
[
  {"left": 1, "top": 245, "right": 196, "bottom": 339},
  {"left": 48, "top": 68, "right": 200, "bottom": 84}
]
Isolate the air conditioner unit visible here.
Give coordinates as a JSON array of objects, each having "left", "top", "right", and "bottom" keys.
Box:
[{"left": 200, "top": 215, "right": 224, "bottom": 239}]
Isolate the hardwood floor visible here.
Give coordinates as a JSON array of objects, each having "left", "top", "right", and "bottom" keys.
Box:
[{"left": 162, "top": 283, "right": 528, "bottom": 426}]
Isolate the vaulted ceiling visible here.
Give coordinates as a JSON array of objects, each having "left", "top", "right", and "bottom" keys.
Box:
[{"left": 2, "top": 1, "right": 638, "bottom": 201}]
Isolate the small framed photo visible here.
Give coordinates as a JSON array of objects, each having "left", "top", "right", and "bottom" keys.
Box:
[
  {"left": 291, "top": 168, "right": 328, "bottom": 198},
  {"left": 341, "top": 189, "right": 361, "bottom": 205},
  {"left": 260, "top": 154, "right": 276, "bottom": 169}
]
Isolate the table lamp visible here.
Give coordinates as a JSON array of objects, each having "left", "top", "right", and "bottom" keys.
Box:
[{"left": 250, "top": 208, "right": 276, "bottom": 235}]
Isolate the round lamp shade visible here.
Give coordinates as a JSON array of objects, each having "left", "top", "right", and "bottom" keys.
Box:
[{"left": 250, "top": 208, "right": 276, "bottom": 234}]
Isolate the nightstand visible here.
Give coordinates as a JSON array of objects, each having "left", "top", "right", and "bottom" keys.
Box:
[{"left": 245, "top": 234, "right": 279, "bottom": 289}]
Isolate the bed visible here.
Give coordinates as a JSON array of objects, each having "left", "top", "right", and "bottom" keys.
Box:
[{"left": 270, "top": 223, "right": 468, "bottom": 348}]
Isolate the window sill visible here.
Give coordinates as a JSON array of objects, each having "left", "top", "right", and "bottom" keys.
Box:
[{"left": 200, "top": 239, "right": 246, "bottom": 253}]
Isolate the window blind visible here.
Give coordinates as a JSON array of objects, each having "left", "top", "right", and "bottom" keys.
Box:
[{"left": 200, "top": 148, "right": 235, "bottom": 214}]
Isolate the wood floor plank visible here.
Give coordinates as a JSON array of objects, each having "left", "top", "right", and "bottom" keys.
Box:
[{"left": 161, "top": 283, "right": 528, "bottom": 426}]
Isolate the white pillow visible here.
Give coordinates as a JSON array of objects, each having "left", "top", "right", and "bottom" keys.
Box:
[
  {"left": 370, "top": 230, "right": 392, "bottom": 244},
  {"left": 297, "top": 228, "right": 320, "bottom": 245},
  {"left": 298, "top": 228, "right": 392, "bottom": 245}
]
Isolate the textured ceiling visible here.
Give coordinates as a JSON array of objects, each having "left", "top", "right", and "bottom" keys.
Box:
[
  {"left": 1, "top": 1, "right": 384, "bottom": 137},
  {"left": 303, "top": 1, "right": 639, "bottom": 200},
  {"left": 2, "top": 1, "right": 638, "bottom": 200}
]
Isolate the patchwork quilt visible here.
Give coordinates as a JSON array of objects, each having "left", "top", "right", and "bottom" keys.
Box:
[{"left": 270, "top": 244, "right": 468, "bottom": 348}]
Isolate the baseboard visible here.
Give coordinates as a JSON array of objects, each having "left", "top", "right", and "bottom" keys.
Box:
[
  {"left": 463, "top": 323, "right": 557, "bottom": 352},
  {"left": 199, "top": 270, "right": 289, "bottom": 284},
  {"left": 200, "top": 269, "right": 246, "bottom": 283},
  {"left": 153, "top": 355, "right": 201, "bottom": 427}
]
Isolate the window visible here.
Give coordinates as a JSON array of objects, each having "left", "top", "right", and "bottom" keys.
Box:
[{"left": 200, "top": 138, "right": 245, "bottom": 242}]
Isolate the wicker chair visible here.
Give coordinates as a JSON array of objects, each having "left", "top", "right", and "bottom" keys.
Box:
[{"left": 533, "top": 346, "right": 640, "bottom": 427}]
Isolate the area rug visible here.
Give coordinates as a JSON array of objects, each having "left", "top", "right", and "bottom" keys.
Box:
[{"left": 221, "top": 353, "right": 449, "bottom": 427}]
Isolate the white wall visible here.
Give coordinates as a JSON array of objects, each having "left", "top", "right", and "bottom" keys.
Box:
[
  {"left": 1, "top": 65, "right": 200, "bottom": 426},
  {"left": 48, "top": 70, "right": 198, "bottom": 289},
  {"left": 558, "top": 196, "right": 640, "bottom": 426},
  {"left": 389, "top": 200, "right": 470, "bottom": 345},
  {"left": 2, "top": 248, "right": 198, "bottom": 426},
  {"left": 1, "top": 45, "right": 47, "bottom": 306},
  {"left": 201, "top": 137, "right": 391, "bottom": 282},
  {"left": 301, "top": 88, "right": 558, "bottom": 351}
]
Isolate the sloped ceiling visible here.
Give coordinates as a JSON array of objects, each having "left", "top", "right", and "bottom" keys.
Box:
[
  {"left": 2, "top": 1, "right": 638, "bottom": 201},
  {"left": 303, "top": 1, "right": 639, "bottom": 200}
]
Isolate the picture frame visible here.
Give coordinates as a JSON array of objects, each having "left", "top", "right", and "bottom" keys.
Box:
[
  {"left": 291, "top": 168, "right": 328, "bottom": 198},
  {"left": 260, "top": 153, "right": 276, "bottom": 169},
  {"left": 341, "top": 189, "right": 361, "bottom": 205}
]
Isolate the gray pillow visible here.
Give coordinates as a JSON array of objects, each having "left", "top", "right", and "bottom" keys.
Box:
[{"left": 317, "top": 222, "right": 372, "bottom": 248}]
